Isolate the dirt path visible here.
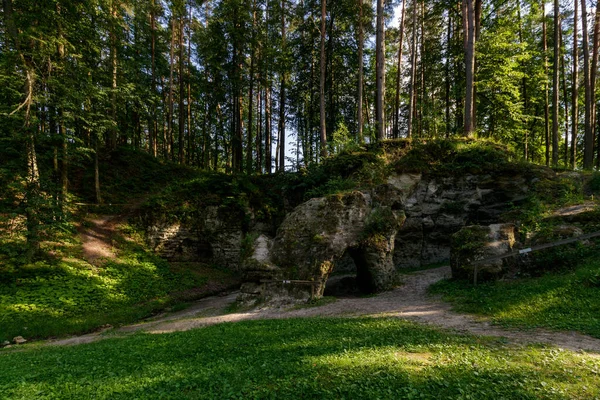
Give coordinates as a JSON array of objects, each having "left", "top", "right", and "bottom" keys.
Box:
[
  {"left": 78, "top": 200, "right": 146, "bottom": 265},
  {"left": 78, "top": 216, "right": 119, "bottom": 265},
  {"left": 50, "top": 266, "right": 600, "bottom": 354}
]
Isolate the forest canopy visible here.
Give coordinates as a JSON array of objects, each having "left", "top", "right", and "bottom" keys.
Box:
[{"left": 3, "top": 0, "right": 600, "bottom": 257}]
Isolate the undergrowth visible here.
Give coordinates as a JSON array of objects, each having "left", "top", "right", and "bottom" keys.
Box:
[{"left": 0, "top": 223, "right": 235, "bottom": 342}]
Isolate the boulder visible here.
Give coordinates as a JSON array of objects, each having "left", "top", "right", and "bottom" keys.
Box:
[
  {"left": 13, "top": 336, "right": 27, "bottom": 345},
  {"left": 239, "top": 192, "right": 405, "bottom": 304}
]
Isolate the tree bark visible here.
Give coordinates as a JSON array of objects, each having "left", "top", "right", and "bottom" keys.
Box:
[
  {"left": 278, "top": 0, "right": 286, "bottom": 172},
  {"left": 357, "top": 0, "right": 364, "bottom": 143},
  {"left": 581, "top": 0, "right": 593, "bottom": 169},
  {"left": 247, "top": 0, "right": 257, "bottom": 174},
  {"left": 462, "top": 0, "right": 475, "bottom": 137},
  {"left": 542, "top": 1, "right": 550, "bottom": 166},
  {"left": 320, "top": 0, "right": 327, "bottom": 157},
  {"left": 178, "top": 13, "right": 185, "bottom": 164},
  {"left": 408, "top": 0, "right": 418, "bottom": 138},
  {"left": 445, "top": 11, "right": 452, "bottom": 138},
  {"left": 3, "top": 0, "right": 40, "bottom": 260},
  {"left": 572, "top": 0, "right": 579, "bottom": 169},
  {"left": 551, "top": 0, "right": 560, "bottom": 166},
  {"left": 150, "top": 0, "right": 157, "bottom": 157},
  {"left": 393, "top": 0, "right": 406, "bottom": 139},
  {"left": 591, "top": 1, "right": 600, "bottom": 169},
  {"left": 168, "top": 17, "right": 176, "bottom": 161},
  {"left": 375, "top": 0, "right": 386, "bottom": 141}
]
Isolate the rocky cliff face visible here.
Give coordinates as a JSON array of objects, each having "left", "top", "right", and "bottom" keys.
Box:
[
  {"left": 142, "top": 168, "right": 536, "bottom": 303},
  {"left": 394, "top": 172, "right": 529, "bottom": 270}
]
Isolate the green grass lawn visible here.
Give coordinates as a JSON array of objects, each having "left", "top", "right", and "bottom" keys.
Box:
[
  {"left": 1, "top": 317, "right": 598, "bottom": 399},
  {"left": 0, "top": 223, "right": 238, "bottom": 342},
  {"left": 430, "top": 257, "right": 600, "bottom": 338}
]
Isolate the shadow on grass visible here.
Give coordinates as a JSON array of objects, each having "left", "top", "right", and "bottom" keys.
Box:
[
  {"left": 0, "top": 224, "right": 231, "bottom": 342},
  {"left": 1, "top": 318, "right": 597, "bottom": 399},
  {"left": 430, "top": 259, "right": 600, "bottom": 338}
]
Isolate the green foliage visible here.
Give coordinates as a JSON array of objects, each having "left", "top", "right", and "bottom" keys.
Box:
[
  {"left": 1, "top": 318, "right": 599, "bottom": 399},
  {"left": 431, "top": 254, "right": 600, "bottom": 338},
  {"left": 240, "top": 232, "right": 260, "bottom": 260},
  {"left": 0, "top": 248, "right": 204, "bottom": 342},
  {"left": 589, "top": 173, "right": 600, "bottom": 193},
  {"left": 393, "top": 139, "right": 517, "bottom": 175}
]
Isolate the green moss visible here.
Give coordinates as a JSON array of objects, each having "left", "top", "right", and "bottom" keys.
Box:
[
  {"left": 450, "top": 226, "right": 489, "bottom": 270},
  {"left": 439, "top": 201, "right": 466, "bottom": 215}
]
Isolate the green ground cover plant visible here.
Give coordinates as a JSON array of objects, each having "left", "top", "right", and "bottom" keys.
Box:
[
  {"left": 1, "top": 317, "right": 598, "bottom": 399},
  {"left": 430, "top": 257, "right": 600, "bottom": 338},
  {"left": 0, "top": 224, "right": 235, "bottom": 342}
]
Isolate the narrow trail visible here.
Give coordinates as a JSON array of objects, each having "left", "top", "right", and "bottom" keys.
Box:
[
  {"left": 77, "top": 200, "right": 146, "bottom": 265},
  {"left": 78, "top": 216, "right": 119, "bottom": 265},
  {"left": 50, "top": 266, "right": 600, "bottom": 355}
]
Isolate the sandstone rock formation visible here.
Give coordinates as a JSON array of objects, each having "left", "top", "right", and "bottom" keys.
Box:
[{"left": 239, "top": 192, "right": 405, "bottom": 304}]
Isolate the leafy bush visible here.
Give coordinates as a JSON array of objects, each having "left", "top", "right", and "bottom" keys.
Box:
[{"left": 589, "top": 173, "right": 600, "bottom": 193}]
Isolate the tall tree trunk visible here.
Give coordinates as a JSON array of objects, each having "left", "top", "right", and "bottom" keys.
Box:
[
  {"left": 178, "top": 13, "right": 185, "bottom": 164},
  {"left": 150, "top": 0, "right": 158, "bottom": 157},
  {"left": 542, "top": 1, "right": 550, "bottom": 166},
  {"left": 407, "top": 0, "right": 418, "bottom": 138},
  {"left": 187, "top": 4, "right": 193, "bottom": 165},
  {"left": 247, "top": 0, "right": 257, "bottom": 174},
  {"left": 572, "top": 0, "right": 579, "bottom": 169},
  {"left": 266, "top": 84, "right": 272, "bottom": 173},
  {"left": 375, "top": 0, "right": 386, "bottom": 140},
  {"left": 462, "top": 0, "right": 475, "bottom": 137},
  {"left": 257, "top": 88, "right": 263, "bottom": 172},
  {"left": 560, "top": 24, "right": 569, "bottom": 166},
  {"left": 393, "top": 0, "right": 407, "bottom": 139},
  {"left": 445, "top": 11, "right": 452, "bottom": 138},
  {"left": 110, "top": 1, "right": 119, "bottom": 150},
  {"left": 357, "top": 0, "right": 364, "bottom": 143},
  {"left": 590, "top": 1, "right": 600, "bottom": 169},
  {"left": 320, "top": 0, "right": 327, "bottom": 157},
  {"left": 168, "top": 17, "right": 176, "bottom": 161},
  {"left": 418, "top": 0, "right": 425, "bottom": 137},
  {"left": 278, "top": 0, "right": 286, "bottom": 172},
  {"left": 3, "top": 0, "right": 40, "bottom": 259},
  {"left": 56, "top": 3, "right": 68, "bottom": 209},
  {"left": 551, "top": 0, "right": 560, "bottom": 166},
  {"left": 581, "top": 0, "right": 593, "bottom": 169},
  {"left": 518, "top": 1, "right": 529, "bottom": 159}
]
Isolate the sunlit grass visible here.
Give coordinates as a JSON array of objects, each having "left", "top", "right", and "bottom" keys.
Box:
[
  {"left": 1, "top": 318, "right": 598, "bottom": 399},
  {"left": 430, "top": 257, "right": 600, "bottom": 338},
  {"left": 0, "top": 223, "right": 235, "bottom": 342}
]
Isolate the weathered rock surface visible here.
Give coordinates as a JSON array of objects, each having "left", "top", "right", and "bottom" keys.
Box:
[
  {"left": 13, "top": 336, "right": 27, "bottom": 345},
  {"left": 145, "top": 205, "right": 247, "bottom": 270},
  {"left": 450, "top": 223, "right": 517, "bottom": 282},
  {"left": 142, "top": 168, "right": 542, "bottom": 301},
  {"left": 240, "top": 192, "right": 405, "bottom": 304},
  {"left": 395, "top": 173, "right": 530, "bottom": 270}
]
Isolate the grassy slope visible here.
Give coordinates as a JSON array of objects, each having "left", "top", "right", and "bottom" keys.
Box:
[
  {"left": 0, "top": 149, "right": 237, "bottom": 342},
  {"left": 430, "top": 256, "right": 600, "bottom": 338},
  {"left": 0, "top": 220, "right": 238, "bottom": 342},
  {"left": 1, "top": 318, "right": 599, "bottom": 399}
]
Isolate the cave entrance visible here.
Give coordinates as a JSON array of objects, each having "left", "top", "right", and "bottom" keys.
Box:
[{"left": 323, "top": 247, "right": 376, "bottom": 297}]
